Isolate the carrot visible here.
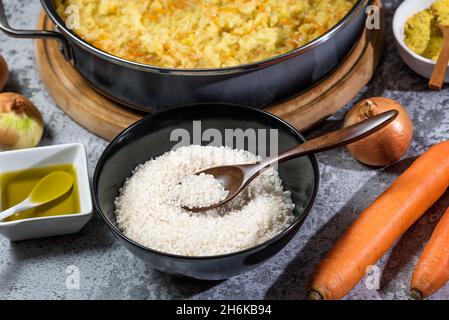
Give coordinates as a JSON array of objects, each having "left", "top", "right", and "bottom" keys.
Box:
[
  {"left": 308, "top": 141, "right": 449, "bottom": 300},
  {"left": 410, "top": 206, "right": 449, "bottom": 300}
]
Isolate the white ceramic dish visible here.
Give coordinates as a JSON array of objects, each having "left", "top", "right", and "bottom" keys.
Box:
[
  {"left": 0, "top": 143, "right": 92, "bottom": 241},
  {"left": 393, "top": 0, "right": 449, "bottom": 83}
]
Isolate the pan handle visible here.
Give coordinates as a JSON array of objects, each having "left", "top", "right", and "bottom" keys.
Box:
[{"left": 0, "top": 0, "right": 72, "bottom": 61}]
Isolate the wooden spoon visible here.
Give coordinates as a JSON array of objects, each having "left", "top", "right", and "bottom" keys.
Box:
[
  {"left": 186, "top": 110, "right": 398, "bottom": 212},
  {"left": 429, "top": 26, "right": 449, "bottom": 90}
]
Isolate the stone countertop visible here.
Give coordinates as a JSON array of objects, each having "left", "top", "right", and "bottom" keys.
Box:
[{"left": 0, "top": 0, "right": 448, "bottom": 300}]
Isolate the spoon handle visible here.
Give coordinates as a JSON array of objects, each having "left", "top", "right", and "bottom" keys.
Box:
[
  {"left": 265, "top": 109, "right": 398, "bottom": 166},
  {"left": 429, "top": 27, "right": 449, "bottom": 90},
  {"left": 0, "top": 199, "right": 33, "bottom": 221},
  {"left": 0, "top": 206, "right": 20, "bottom": 221}
]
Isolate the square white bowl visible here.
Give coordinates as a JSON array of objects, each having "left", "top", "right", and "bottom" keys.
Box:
[
  {"left": 393, "top": 0, "right": 449, "bottom": 82},
  {"left": 0, "top": 143, "right": 92, "bottom": 241}
]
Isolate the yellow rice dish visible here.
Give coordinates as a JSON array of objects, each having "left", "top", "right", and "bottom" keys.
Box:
[
  {"left": 55, "top": 0, "right": 356, "bottom": 69},
  {"left": 404, "top": 0, "right": 449, "bottom": 61}
]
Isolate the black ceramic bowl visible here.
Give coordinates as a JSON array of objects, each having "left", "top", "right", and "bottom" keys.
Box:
[{"left": 93, "top": 104, "right": 319, "bottom": 280}]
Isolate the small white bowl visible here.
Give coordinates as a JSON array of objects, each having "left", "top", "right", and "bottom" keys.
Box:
[
  {"left": 0, "top": 143, "right": 92, "bottom": 241},
  {"left": 393, "top": 0, "right": 449, "bottom": 82}
]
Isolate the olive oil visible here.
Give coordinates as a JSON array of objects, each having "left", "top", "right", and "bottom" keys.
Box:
[
  {"left": 29, "top": 172, "right": 74, "bottom": 204},
  {"left": 0, "top": 164, "right": 80, "bottom": 222}
]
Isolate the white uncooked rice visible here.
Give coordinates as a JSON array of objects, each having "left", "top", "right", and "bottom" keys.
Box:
[
  {"left": 115, "top": 145, "right": 295, "bottom": 256},
  {"left": 174, "top": 173, "right": 229, "bottom": 209}
]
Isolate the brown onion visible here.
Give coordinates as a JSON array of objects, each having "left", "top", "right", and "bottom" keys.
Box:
[
  {"left": 343, "top": 97, "right": 413, "bottom": 167},
  {"left": 0, "top": 92, "right": 44, "bottom": 151},
  {"left": 0, "top": 54, "right": 8, "bottom": 91}
]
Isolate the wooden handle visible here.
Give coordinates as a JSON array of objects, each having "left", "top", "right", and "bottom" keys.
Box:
[
  {"left": 269, "top": 110, "right": 398, "bottom": 165},
  {"left": 429, "top": 27, "right": 449, "bottom": 90}
]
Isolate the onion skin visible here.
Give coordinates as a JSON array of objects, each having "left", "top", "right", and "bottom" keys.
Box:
[
  {"left": 0, "top": 54, "right": 8, "bottom": 91},
  {"left": 0, "top": 126, "right": 19, "bottom": 149},
  {"left": 0, "top": 92, "right": 44, "bottom": 151},
  {"left": 344, "top": 97, "right": 413, "bottom": 167}
]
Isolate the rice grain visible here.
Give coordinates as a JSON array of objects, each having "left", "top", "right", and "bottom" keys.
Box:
[{"left": 115, "top": 145, "right": 294, "bottom": 256}]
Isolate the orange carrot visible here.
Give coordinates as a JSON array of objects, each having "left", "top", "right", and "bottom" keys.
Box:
[
  {"left": 308, "top": 141, "right": 449, "bottom": 300},
  {"left": 410, "top": 206, "right": 449, "bottom": 300}
]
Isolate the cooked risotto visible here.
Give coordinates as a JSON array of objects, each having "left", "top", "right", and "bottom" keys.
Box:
[
  {"left": 55, "top": 0, "right": 356, "bottom": 68},
  {"left": 114, "top": 145, "right": 295, "bottom": 256}
]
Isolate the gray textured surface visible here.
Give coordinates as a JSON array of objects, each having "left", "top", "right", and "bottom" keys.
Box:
[{"left": 0, "top": 0, "right": 448, "bottom": 300}]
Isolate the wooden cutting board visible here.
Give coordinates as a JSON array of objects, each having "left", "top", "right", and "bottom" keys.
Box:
[{"left": 35, "top": 3, "right": 384, "bottom": 141}]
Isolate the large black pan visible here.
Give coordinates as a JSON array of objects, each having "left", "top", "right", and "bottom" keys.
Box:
[{"left": 0, "top": 0, "right": 369, "bottom": 111}]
